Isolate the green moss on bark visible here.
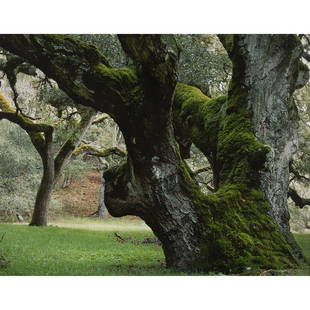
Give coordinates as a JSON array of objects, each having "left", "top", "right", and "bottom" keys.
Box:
[
  {"left": 174, "top": 83, "right": 225, "bottom": 166},
  {"left": 179, "top": 161, "right": 297, "bottom": 273},
  {"left": 175, "top": 81, "right": 299, "bottom": 273}
]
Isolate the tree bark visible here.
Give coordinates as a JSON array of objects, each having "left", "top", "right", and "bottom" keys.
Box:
[
  {"left": 29, "top": 130, "right": 54, "bottom": 226},
  {"left": 219, "top": 34, "right": 309, "bottom": 258},
  {"left": 1, "top": 34, "right": 308, "bottom": 272},
  {"left": 98, "top": 171, "right": 109, "bottom": 218}
]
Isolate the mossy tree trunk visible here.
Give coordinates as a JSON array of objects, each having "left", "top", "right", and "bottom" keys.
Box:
[
  {"left": 174, "top": 34, "right": 309, "bottom": 263},
  {"left": 0, "top": 34, "right": 307, "bottom": 272},
  {"left": 219, "top": 35, "right": 309, "bottom": 257}
]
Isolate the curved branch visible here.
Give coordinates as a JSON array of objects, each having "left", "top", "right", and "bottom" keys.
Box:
[
  {"left": 0, "top": 92, "right": 49, "bottom": 157},
  {"left": 289, "top": 162, "right": 310, "bottom": 182},
  {"left": 92, "top": 113, "right": 110, "bottom": 125},
  {"left": 288, "top": 188, "right": 310, "bottom": 208},
  {"left": 0, "top": 35, "right": 138, "bottom": 117},
  {"left": 192, "top": 166, "right": 211, "bottom": 175},
  {"left": 0, "top": 92, "right": 53, "bottom": 133},
  {"left": 73, "top": 144, "right": 127, "bottom": 158}
]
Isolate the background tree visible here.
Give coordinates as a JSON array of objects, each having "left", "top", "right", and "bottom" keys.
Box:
[
  {"left": 0, "top": 91, "right": 97, "bottom": 225},
  {"left": 0, "top": 45, "right": 128, "bottom": 222}
]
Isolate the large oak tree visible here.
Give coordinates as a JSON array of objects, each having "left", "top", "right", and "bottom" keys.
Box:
[{"left": 0, "top": 34, "right": 308, "bottom": 272}]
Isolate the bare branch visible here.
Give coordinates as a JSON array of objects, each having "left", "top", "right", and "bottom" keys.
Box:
[
  {"left": 73, "top": 144, "right": 127, "bottom": 158},
  {"left": 92, "top": 113, "right": 110, "bottom": 125},
  {"left": 288, "top": 187, "right": 310, "bottom": 208},
  {"left": 192, "top": 166, "right": 211, "bottom": 175},
  {"left": 289, "top": 162, "right": 310, "bottom": 182}
]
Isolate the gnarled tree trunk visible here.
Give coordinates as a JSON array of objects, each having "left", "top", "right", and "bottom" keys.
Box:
[{"left": 219, "top": 34, "right": 309, "bottom": 258}]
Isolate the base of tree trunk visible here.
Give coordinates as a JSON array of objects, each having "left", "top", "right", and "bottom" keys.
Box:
[{"left": 105, "top": 160, "right": 302, "bottom": 273}]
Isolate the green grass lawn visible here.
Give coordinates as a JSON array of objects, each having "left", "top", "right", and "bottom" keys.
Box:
[
  {"left": 0, "top": 220, "right": 183, "bottom": 276},
  {"left": 0, "top": 220, "right": 309, "bottom": 276},
  {"left": 294, "top": 234, "right": 310, "bottom": 258}
]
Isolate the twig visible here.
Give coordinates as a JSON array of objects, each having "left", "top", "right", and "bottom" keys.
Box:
[
  {"left": 114, "top": 232, "right": 127, "bottom": 242},
  {"left": 114, "top": 232, "right": 161, "bottom": 246},
  {"left": 0, "top": 232, "right": 6, "bottom": 243}
]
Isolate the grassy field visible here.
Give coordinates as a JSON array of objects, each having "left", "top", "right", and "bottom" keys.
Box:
[
  {"left": 0, "top": 219, "right": 309, "bottom": 276},
  {"left": 0, "top": 219, "right": 178, "bottom": 276}
]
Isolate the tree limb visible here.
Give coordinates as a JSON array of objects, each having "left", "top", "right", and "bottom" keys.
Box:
[
  {"left": 118, "top": 35, "right": 179, "bottom": 109},
  {"left": 0, "top": 92, "right": 53, "bottom": 133},
  {"left": 289, "top": 161, "right": 310, "bottom": 182},
  {"left": 288, "top": 187, "right": 310, "bottom": 208},
  {"left": 92, "top": 113, "right": 110, "bottom": 125},
  {"left": 0, "top": 53, "right": 37, "bottom": 116},
  {"left": 73, "top": 144, "right": 127, "bottom": 158},
  {"left": 0, "top": 92, "right": 50, "bottom": 157},
  {"left": 0, "top": 35, "right": 138, "bottom": 118},
  {"left": 192, "top": 166, "right": 211, "bottom": 175}
]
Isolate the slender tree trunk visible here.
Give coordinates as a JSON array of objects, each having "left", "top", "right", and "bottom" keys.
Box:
[
  {"left": 29, "top": 131, "right": 54, "bottom": 226},
  {"left": 98, "top": 171, "right": 109, "bottom": 218}
]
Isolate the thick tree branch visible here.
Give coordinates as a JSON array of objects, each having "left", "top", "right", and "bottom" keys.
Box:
[
  {"left": 0, "top": 35, "right": 140, "bottom": 118},
  {"left": 0, "top": 92, "right": 49, "bottom": 157},
  {"left": 118, "top": 35, "right": 179, "bottom": 115},
  {"left": 118, "top": 35, "right": 179, "bottom": 89},
  {"left": 288, "top": 187, "right": 310, "bottom": 208},
  {"left": 73, "top": 144, "right": 127, "bottom": 158},
  {"left": 0, "top": 92, "right": 53, "bottom": 133},
  {"left": 289, "top": 162, "right": 310, "bottom": 182}
]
